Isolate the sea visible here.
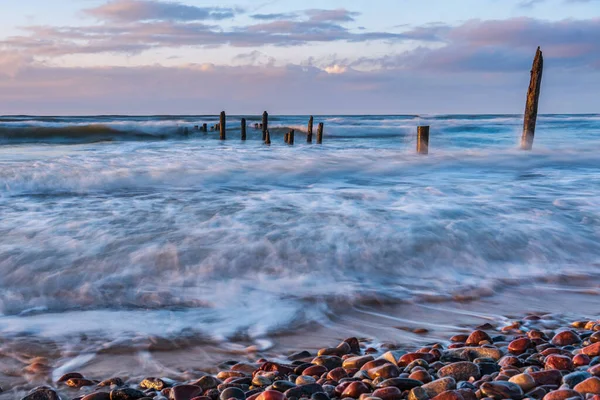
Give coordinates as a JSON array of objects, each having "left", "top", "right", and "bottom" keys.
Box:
[{"left": 1, "top": 114, "right": 600, "bottom": 390}]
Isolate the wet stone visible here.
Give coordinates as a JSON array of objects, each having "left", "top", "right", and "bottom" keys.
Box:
[
  {"left": 573, "top": 377, "right": 600, "bottom": 395},
  {"left": 82, "top": 393, "right": 112, "bottom": 400},
  {"left": 437, "top": 362, "right": 481, "bottom": 382},
  {"left": 541, "top": 389, "right": 583, "bottom": 400},
  {"left": 271, "top": 381, "right": 296, "bottom": 393},
  {"left": 285, "top": 383, "right": 324, "bottom": 398},
  {"left": 562, "top": 371, "right": 592, "bottom": 388},
  {"left": 220, "top": 387, "right": 246, "bottom": 400},
  {"left": 343, "top": 356, "right": 375, "bottom": 370},
  {"left": 21, "top": 388, "right": 61, "bottom": 400},
  {"left": 58, "top": 372, "right": 84, "bottom": 383},
  {"left": 552, "top": 331, "right": 581, "bottom": 347},
  {"left": 509, "top": 373, "right": 536, "bottom": 392},
  {"left": 480, "top": 381, "right": 524, "bottom": 400},
  {"left": 421, "top": 378, "right": 457, "bottom": 398},
  {"left": 377, "top": 378, "right": 423, "bottom": 391},
  {"left": 109, "top": 388, "right": 147, "bottom": 400}
]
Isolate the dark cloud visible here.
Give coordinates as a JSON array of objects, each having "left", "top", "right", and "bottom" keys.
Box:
[{"left": 86, "top": 0, "right": 237, "bottom": 22}]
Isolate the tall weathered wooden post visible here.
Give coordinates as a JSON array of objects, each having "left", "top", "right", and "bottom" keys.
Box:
[
  {"left": 521, "top": 47, "right": 543, "bottom": 150},
  {"left": 220, "top": 112, "right": 226, "bottom": 140},
  {"left": 265, "top": 130, "right": 271, "bottom": 145},
  {"left": 262, "top": 111, "right": 269, "bottom": 141},
  {"left": 307, "top": 116, "right": 314, "bottom": 143},
  {"left": 241, "top": 118, "right": 247, "bottom": 141},
  {"left": 317, "top": 123, "right": 324, "bottom": 144},
  {"left": 417, "top": 126, "right": 430, "bottom": 155}
]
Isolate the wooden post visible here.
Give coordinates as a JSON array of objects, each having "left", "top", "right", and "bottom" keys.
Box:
[
  {"left": 307, "top": 116, "right": 314, "bottom": 143},
  {"left": 288, "top": 130, "right": 295, "bottom": 145},
  {"left": 284, "top": 132, "right": 289, "bottom": 144},
  {"left": 317, "top": 123, "right": 324, "bottom": 144},
  {"left": 265, "top": 130, "right": 271, "bottom": 145},
  {"left": 241, "top": 118, "right": 247, "bottom": 141},
  {"left": 417, "top": 126, "right": 430, "bottom": 155},
  {"left": 262, "top": 111, "right": 268, "bottom": 141},
  {"left": 202, "top": 123, "right": 207, "bottom": 132},
  {"left": 521, "top": 47, "right": 544, "bottom": 150},
  {"left": 219, "top": 112, "right": 226, "bottom": 140}
]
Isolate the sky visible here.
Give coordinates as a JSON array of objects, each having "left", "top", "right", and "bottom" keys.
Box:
[{"left": 0, "top": 0, "right": 599, "bottom": 115}]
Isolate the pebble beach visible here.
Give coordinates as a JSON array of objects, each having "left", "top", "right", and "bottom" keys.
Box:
[{"left": 6, "top": 313, "right": 600, "bottom": 400}]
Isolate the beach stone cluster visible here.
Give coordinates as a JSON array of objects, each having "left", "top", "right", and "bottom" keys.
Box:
[{"left": 19, "top": 317, "right": 600, "bottom": 400}]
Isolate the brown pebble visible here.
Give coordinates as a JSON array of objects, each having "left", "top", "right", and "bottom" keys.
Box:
[
  {"left": 584, "top": 343, "right": 600, "bottom": 357},
  {"left": 545, "top": 354, "right": 573, "bottom": 371},
  {"left": 58, "top": 372, "right": 84, "bottom": 383},
  {"left": 551, "top": 331, "right": 581, "bottom": 346},
  {"left": 508, "top": 337, "right": 531, "bottom": 355},
  {"left": 66, "top": 378, "right": 96, "bottom": 388},
  {"left": 573, "top": 377, "right": 600, "bottom": 395},
  {"left": 342, "top": 381, "right": 372, "bottom": 398},
  {"left": 573, "top": 354, "right": 590, "bottom": 367},
  {"left": 542, "top": 389, "right": 583, "bottom": 400},
  {"left": 465, "top": 330, "right": 492, "bottom": 346}
]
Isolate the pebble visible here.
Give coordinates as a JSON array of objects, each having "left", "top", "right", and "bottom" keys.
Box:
[
  {"left": 562, "top": 371, "right": 592, "bottom": 388},
  {"left": 551, "top": 331, "right": 581, "bottom": 346},
  {"left": 573, "top": 377, "right": 600, "bottom": 394},
  {"left": 437, "top": 362, "right": 480, "bottom": 382},
  {"left": 420, "top": 377, "right": 457, "bottom": 398},
  {"left": 109, "top": 388, "right": 146, "bottom": 400},
  {"left": 479, "top": 381, "right": 524, "bottom": 399},
  {"left": 14, "top": 318, "right": 600, "bottom": 400},
  {"left": 542, "top": 389, "right": 583, "bottom": 400},
  {"left": 509, "top": 373, "right": 536, "bottom": 392}
]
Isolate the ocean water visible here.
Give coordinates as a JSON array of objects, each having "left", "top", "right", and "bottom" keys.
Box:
[{"left": 1, "top": 114, "right": 600, "bottom": 353}]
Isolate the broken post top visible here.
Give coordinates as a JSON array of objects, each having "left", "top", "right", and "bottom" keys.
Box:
[{"left": 521, "top": 46, "right": 543, "bottom": 151}]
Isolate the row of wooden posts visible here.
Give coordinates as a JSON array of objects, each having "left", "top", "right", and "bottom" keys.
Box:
[
  {"left": 192, "top": 112, "right": 325, "bottom": 145},
  {"left": 185, "top": 47, "right": 544, "bottom": 155}
]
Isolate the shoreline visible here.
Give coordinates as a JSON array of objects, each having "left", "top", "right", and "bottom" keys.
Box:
[{"left": 1, "top": 282, "right": 599, "bottom": 399}]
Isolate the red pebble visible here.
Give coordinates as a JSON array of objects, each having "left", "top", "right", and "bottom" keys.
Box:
[
  {"left": 545, "top": 354, "right": 573, "bottom": 371},
  {"left": 256, "top": 390, "right": 286, "bottom": 400},
  {"left": 342, "top": 382, "right": 372, "bottom": 398},
  {"left": 584, "top": 343, "right": 600, "bottom": 357},
  {"left": 508, "top": 337, "right": 531, "bottom": 355},
  {"left": 574, "top": 354, "right": 591, "bottom": 366},
  {"left": 372, "top": 387, "right": 402, "bottom": 400}
]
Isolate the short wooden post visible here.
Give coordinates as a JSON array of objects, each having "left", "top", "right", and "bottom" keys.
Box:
[
  {"left": 241, "top": 118, "right": 247, "bottom": 141},
  {"left": 317, "top": 123, "right": 324, "bottom": 144},
  {"left": 521, "top": 47, "right": 544, "bottom": 150},
  {"left": 417, "top": 126, "right": 430, "bottom": 155},
  {"left": 254, "top": 123, "right": 259, "bottom": 130},
  {"left": 262, "top": 111, "right": 268, "bottom": 141},
  {"left": 265, "top": 130, "right": 271, "bottom": 145},
  {"left": 220, "top": 112, "right": 226, "bottom": 140},
  {"left": 307, "top": 116, "right": 314, "bottom": 143},
  {"left": 202, "top": 123, "right": 207, "bottom": 132},
  {"left": 284, "top": 132, "right": 289, "bottom": 144},
  {"left": 288, "top": 130, "right": 295, "bottom": 145}
]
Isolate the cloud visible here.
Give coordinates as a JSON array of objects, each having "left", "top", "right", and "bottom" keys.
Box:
[
  {"left": 86, "top": 0, "right": 237, "bottom": 22},
  {"left": 0, "top": 5, "right": 421, "bottom": 57},
  {"left": 338, "top": 17, "right": 600, "bottom": 73},
  {"left": 250, "top": 12, "right": 299, "bottom": 20},
  {"left": 2, "top": 59, "right": 599, "bottom": 115},
  {"left": 305, "top": 9, "right": 360, "bottom": 22}
]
